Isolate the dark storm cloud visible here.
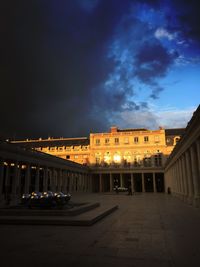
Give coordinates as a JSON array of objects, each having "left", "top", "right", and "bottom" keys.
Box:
[
  {"left": 0, "top": 0, "right": 133, "bottom": 139},
  {"left": 0, "top": 0, "right": 199, "bottom": 139},
  {"left": 169, "top": 0, "right": 200, "bottom": 44},
  {"left": 134, "top": 41, "right": 178, "bottom": 84}
]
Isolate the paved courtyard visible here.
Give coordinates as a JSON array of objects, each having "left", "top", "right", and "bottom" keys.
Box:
[{"left": 0, "top": 193, "right": 200, "bottom": 267}]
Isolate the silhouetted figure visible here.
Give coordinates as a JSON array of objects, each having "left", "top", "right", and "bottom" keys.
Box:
[
  {"left": 127, "top": 185, "right": 132, "bottom": 195},
  {"left": 167, "top": 187, "right": 171, "bottom": 194},
  {"left": 115, "top": 185, "right": 119, "bottom": 194}
]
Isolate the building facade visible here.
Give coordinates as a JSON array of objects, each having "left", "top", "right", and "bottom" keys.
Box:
[
  {"left": 165, "top": 105, "right": 200, "bottom": 207},
  {"left": 12, "top": 126, "right": 184, "bottom": 193}
]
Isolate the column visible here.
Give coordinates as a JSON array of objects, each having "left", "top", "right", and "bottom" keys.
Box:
[
  {"left": 181, "top": 155, "right": 187, "bottom": 202},
  {"left": 196, "top": 139, "right": 200, "bottom": 178},
  {"left": 68, "top": 172, "right": 73, "bottom": 192},
  {"left": 48, "top": 169, "right": 53, "bottom": 191},
  {"left": 57, "top": 170, "right": 62, "bottom": 192},
  {"left": 43, "top": 167, "right": 48, "bottom": 192},
  {"left": 185, "top": 150, "right": 194, "bottom": 204},
  {"left": 131, "top": 173, "right": 134, "bottom": 194},
  {"left": 179, "top": 158, "right": 185, "bottom": 199},
  {"left": 24, "top": 164, "right": 30, "bottom": 194},
  {"left": 177, "top": 159, "right": 183, "bottom": 198},
  {"left": 120, "top": 173, "right": 123, "bottom": 187},
  {"left": 153, "top": 172, "right": 157, "bottom": 193},
  {"left": 12, "top": 163, "right": 19, "bottom": 196},
  {"left": 175, "top": 162, "right": 180, "bottom": 196},
  {"left": 99, "top": 173, "right": 102, "bottom": 192},
  {"left": 190, "top": 145, "right": 200, "bottom": 207},
  {"left": 109, "top": 173, "right": 113, "bottom": 192},
  {"left": 142, "top": 173, "right": 145, "bottom": 193},
  {"left": 35, "top": 166, "right": 40, "bottom": 192},
  {"left": 0, "top": 160, "right": 4, "bottom": 202}
]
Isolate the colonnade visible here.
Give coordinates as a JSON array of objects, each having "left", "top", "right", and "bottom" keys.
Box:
[
  {"left": 165, "top": 138, "right": 200, "bottom": 206},
  {"left": 0, "top": 141, "right": 92, "bottom": 206},
  {"left": 0, "top": 161, "right": 91, "bottom": 206},
  {"left": 165, "top": 105, "right": 200, "bottom": 207},
  {"left": 96, "top": 171, "right": 164, "bottom": 193}
]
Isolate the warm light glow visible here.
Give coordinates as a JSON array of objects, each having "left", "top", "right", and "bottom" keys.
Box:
[{"left": 113, "top": 154, "right": 121, "bottom": 163}]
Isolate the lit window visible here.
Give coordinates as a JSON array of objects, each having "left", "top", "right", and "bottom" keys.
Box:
[
  {"left": 105, "top": 138, "right": 110, "bottom": 144},
  {"left": 74, "top": 155, "right": 78, "bottom": 159},
  {"left": 113, "top": 153, "right": 121, "bottom": 163},
  {"left": 115, "top": 138, "right": 119, "bottom": 144},
  {"left": 104, "top": 152, "right": 111, "bottom": 163},
  {"left": 96, "top": 139, "right": 100, "bottom": 145},
  {"left": 154, "top": 136, "right": 160, "bottom": 143}
]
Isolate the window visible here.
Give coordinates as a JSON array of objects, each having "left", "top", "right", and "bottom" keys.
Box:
[
  {"left": 134, "top": 137, "right": 139, "bottom": 143},
  {"left": 144, "top": 136, "right": 149, "bottom": 143},
  {"left": 124, "top": 137, "right": 129, "bottom": 144},
  {"left": 66, "top": 155, "right": 70, "bottom": 159},
  {"left": 115, "top": 138, "right": 119, "bottom": 144},
  {"left": 105, "top": 138, "right": 110, "bottom": 145},
  {"left": 96, "top": 139, "right": 100, "bottom": 145},
  {"left": 74, "top": 155, "right": 78, "bottom": 159},
  {"left": 154, "top": 136, "right": 160, "bottom": 143}
]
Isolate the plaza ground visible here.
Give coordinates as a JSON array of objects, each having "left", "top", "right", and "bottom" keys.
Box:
[{"left": 0, "top": 193, "right": 200, "bottom": 267}]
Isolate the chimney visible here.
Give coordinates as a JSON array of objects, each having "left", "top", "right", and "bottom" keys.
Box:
[{"left": 110, "top": 126, "right": 118, "bottom": 133}]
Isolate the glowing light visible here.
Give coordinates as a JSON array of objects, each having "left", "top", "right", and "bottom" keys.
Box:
[{"left": 113, "top": 154, "right": 121, "bottom": 163}]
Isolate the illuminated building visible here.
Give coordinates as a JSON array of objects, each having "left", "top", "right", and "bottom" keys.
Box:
[{"left": 12, "top": 126, "right": 184, "bottom": 193}]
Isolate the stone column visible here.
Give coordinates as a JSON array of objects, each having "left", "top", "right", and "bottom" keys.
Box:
[
  {"left": 68, "top": 172, "right": 73, "bottom": 192},
  {"left": 142, "top": 173, "right": 145, "bottom": 193},
  {"left": 153, "top": 172, "right": 157, "bottom": 193},
  {"left": 185, "top": 150, "right": 194, "bottom": 205},
  {"left": 57, "top": 170, "right": 62, "bottom": 192},
  {"left": 177, "top": 159, "right": 183, "bottom": 198},
  {"left": 12, "top": 163, "right": 18, "bottom": 195},
  {"left": 24, "top": 164, "right": 30, "bottom": 194},
  {"left": 43, "top": 167, "right": 48, "bottom": 192},
  {"left": 190, "top": 144, "right": 200, "bottom": 207},
  {"left": 11, "top": 162, "right": 21, "bottom": 205},
  {"left": 109, "top": 173, "right": 113, "bottom": 192},
  {"left": 99, "top": 173, "right": 102, "bottom": 192},
  {"left": 35, "top": 166, "right": 40, "bottom": 192},
  {"left": 173, "top": 163, "right": 178, "bottom": 196},
  {"left": 0, "top": 161, "right": 4, "bottom": 202},
  {"left": 131, "top": 173, "right": 134, "bottom": 193},
  {"left": 196, "top": 139, "right": 200, "bottom": 178},
  {"left": 49, "top": 169, "right": 53, "bottom": 191},
  {"left": 175, "top": 162, "right": 180, "bottom": 196},
  {"left": 181, "top": 156, "right": 187, "bottom": 202},
  {"left": 120, "top": 173, "right": 123, "bottom": 187},
  {"left": 88, "top": 174, "right": 92, "bottom": 192}
]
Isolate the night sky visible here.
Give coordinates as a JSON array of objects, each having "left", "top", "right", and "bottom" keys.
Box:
[{"left": 1, "top": 0, "right": 200, "bottom": 140}]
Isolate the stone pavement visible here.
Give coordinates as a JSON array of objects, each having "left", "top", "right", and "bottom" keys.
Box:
[{"left": 0, "top": 192, "right": 200, "bottom": 267}]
